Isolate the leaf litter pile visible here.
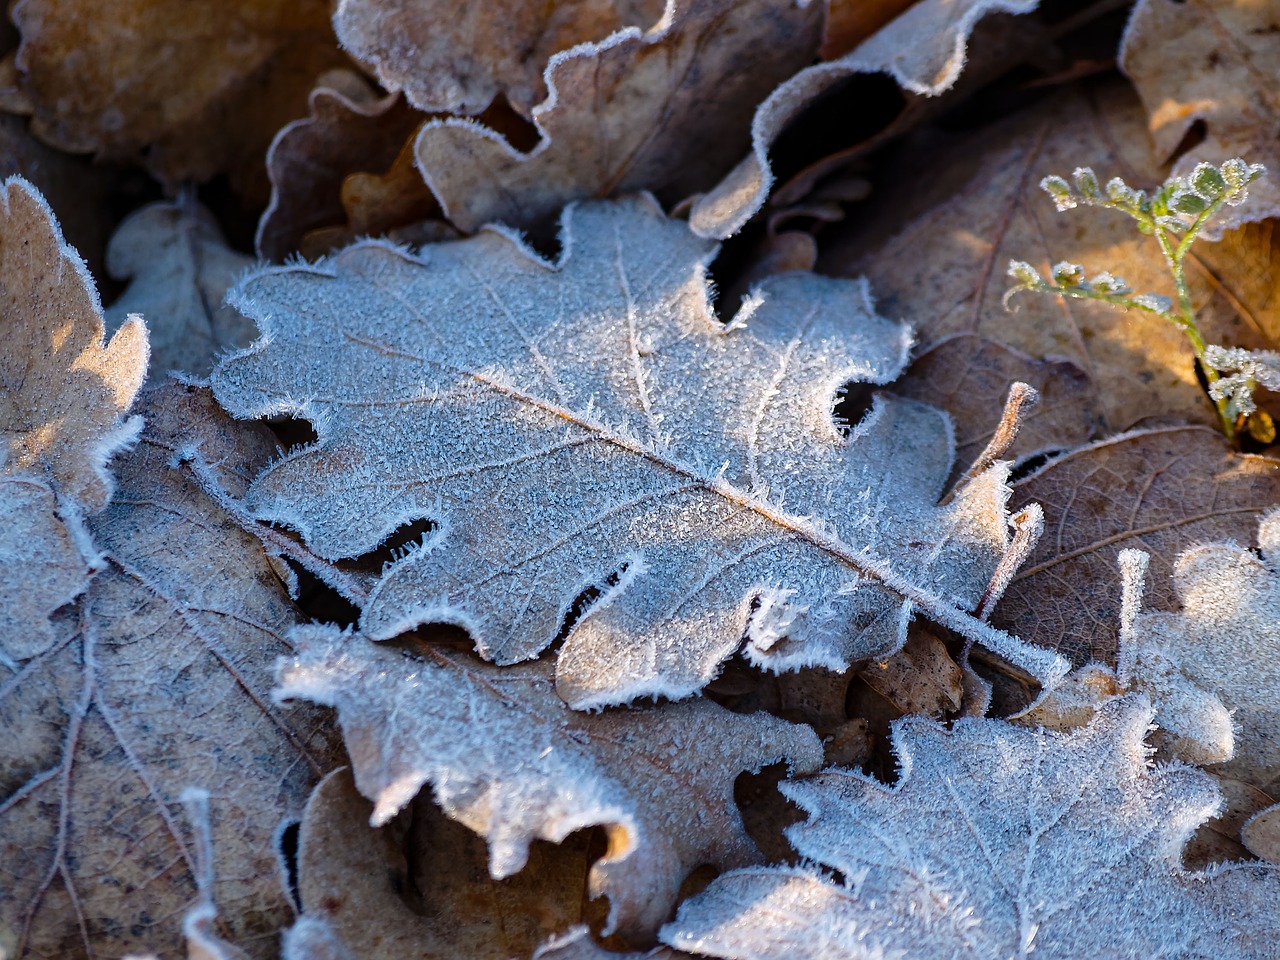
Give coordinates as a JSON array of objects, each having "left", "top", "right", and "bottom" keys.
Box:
[{"left": 2, "top": 1, "right": 1280, "bottom": 957}]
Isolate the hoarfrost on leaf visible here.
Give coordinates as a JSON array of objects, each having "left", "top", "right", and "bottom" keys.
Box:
[
  {"left": 0, "top": 175, "right": 148, "bottom": 665},
  {"left": 1118, "top": 509, "right": 1280, "bottom": 795},
  {"left": 274, "top": 626, "right": 824, "bottom": 940},
  {"left": 212, "top": 195, "right": 1066, "bottom": 709},
  {"left": 662, "top": 696, "right": 1280, "bottom": 960}
]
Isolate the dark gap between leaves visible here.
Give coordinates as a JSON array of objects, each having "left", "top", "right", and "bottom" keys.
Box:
[
  {"left": 1009, "top": 448, "right": 1067, "bottom": 483},
  {"left": 283, "top": 558, "right": 361, "bottom": 627},
  {"left": 276, "top": 820, "right": 302, "bottom": 913},
  {"left": 832, "top": 382, "right": 877, "bottom": 436},
  {"left": 266, "top": 415, "right": 319, "bottom": 452}
]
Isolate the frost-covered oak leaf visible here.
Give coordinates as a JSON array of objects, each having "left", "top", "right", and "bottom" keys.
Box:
[
  {"left": 663, "top": 696, "right": 1280, "bottom": 960},
  {"left": 275, "top": 626, "right": 823, "bottom": 940},
  {"left": 0, "top": 176, "right": 147, "bottom": 666},
  {"left": 212, "top": 196, "right": 1067, "bottom": 709},
  {"left": 1119, "top": 509, "right": 1280, "bottom": 796}
]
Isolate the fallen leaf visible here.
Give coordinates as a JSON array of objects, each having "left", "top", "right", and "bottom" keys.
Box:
[
  {"left": 333, "top": 0, "right": 665, "bottom": 117},
  {"left": 0, "top": 384, "right": 338, "bottom": 959},
  {"left": 8, "top": 0, "right": 348, "bottom": 197},
  {"left": 1, "top": 176, "right": 147, "bottom": 511},
  {"left": 892, "top": 334, "right": 1097, "bottom": 483},
  {"left": 275, "top": 626, "right": 824, "bottom": 941},
  {"left": 212, "top": 196, "right": 1067, "bottom": 709},
  {"left": 1119, "top": 509, "right": 1280, "bottom": 795},
  {"left": 854, "top": 624, "right": 962, "bottom": 718},
  {"left": 289, "top": 767, "right": 599, "bottom": 959},
  {"left": 0, "top": 175, "right": 146, "bottom": 665},
  {"left": 256, "top": 70, "right": 432, "bottom": 262},
  {"left": 995, "top": 424, "right": 1280, "bottom": 666},
  {"left": 1243, "top": 803, "right": 1280, "bottom": 865},
  {"left": 689, "top": 0, "right": 1039, "bottom": 239},
  {"left": 662, "top": 696, "right": 1280, "bottom": 959},
  {"left": 105, "top": 198, "right": 256, "bottom": 379},
  {"left": 819, "top": 81, "right": 1280, "bottom": 432},
  {"left": 1120, "top": 0, "right": 1280, "bottom": 239},
  {"left": 414, "top": 0, "right": 823, "bottom": 234}
]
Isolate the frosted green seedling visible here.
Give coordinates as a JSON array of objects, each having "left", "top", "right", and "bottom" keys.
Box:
[{"left": 1006, "top": 158, "right": 1271, "bottom": 443}]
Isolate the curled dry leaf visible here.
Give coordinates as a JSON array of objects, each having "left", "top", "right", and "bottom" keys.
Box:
[
  {"left": 1120, "top": 509, "right": 1280, "bottom": 795},
  {"left": 662, "top": 696, "right": 1280, "bottom": 960},
  {"left": 1121, "top": 0, "right": 1280, "bottom": 239},
  {"left": 820, "top": 81, "right": 1280, "bottom": 432},
  {"left": 257, "top": 70, "right": 433, "bottom": 262},
  {"left": 105, "top": 198, "right": 256, "bottom": 379},
  {"left": 0, "top": 176, "right": 147, "bottom": 665},
  {"left": 0, "top": 384, "right": 338, "bottom": 959},
  {"left": 289, "top": 768, "right": 600, "bottom": 960},
  {"left": 688, "top": 0, "right": 1039, "bottom": 239},
  {"left": 994, "top": 424, "right": 1280, "bottom": 667},
  {"left": 414, "top": 0, "right": 823, "bottom": 235},
  {"left": 334, "top": 0, "right": 664, "bottom": 117},
  {"left": 274, "top": 627, "right": 824, "bottom": 941},
  {"left": 211, "top": 196, "right": 1067, "bottom": 709},
  {"left": 8, "top": 0, "right": 347, "bottom": 195}
]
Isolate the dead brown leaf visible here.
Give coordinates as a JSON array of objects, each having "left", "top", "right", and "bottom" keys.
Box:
[
  {"left": 0, "top": 384, "right": 339, "bottom": 959},
  {"left": 1120, "top": 0, "right": 1280, "bottom": 238},
  {"left": 105, "top": 198, "right": 256, "bottom": 378},
  {"left": 334, "top": 0, "right": 665, "bottom": 117},
  {"left": 855, "top": 625, "right": 962, "bottom": 719},
  {"left": 414, "top": 0, "right": 823, "bottom": 234},
  {"left": 292, "top": 768, "right": 599, "bottom": 959},
  {"left": 821, "top": 80, "right": 1280, "bottom": 433},
  {"left": 893, "top": 334, "right": 1097, "bottom": 481},
  {"left": 257, "top": 70, "right": 432, "bottom": 262},
  {"left": 8, "top": 0, "right": 348, "bottom": 198},
  {"left": 994, "top": 424, "right": 1280, "bottom": 666}
]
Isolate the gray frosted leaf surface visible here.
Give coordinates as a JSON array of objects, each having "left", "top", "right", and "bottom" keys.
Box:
[
  {"left": 275, "top": 625, "right": 824, "bottom": 941},
  {"left": 663, "top": 696, "right": 1280, "bottom": 960},
  {"left": 0, "top": 384, "right": 338, "bottom": 960},
  {"left": 214, "top": 196, "right": 1065, "bottom": 709}
]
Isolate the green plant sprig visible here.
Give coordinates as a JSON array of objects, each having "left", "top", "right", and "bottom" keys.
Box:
[{"left": 1005, "top": 158, "right": 1266, "bottom": 443}]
